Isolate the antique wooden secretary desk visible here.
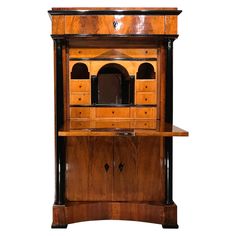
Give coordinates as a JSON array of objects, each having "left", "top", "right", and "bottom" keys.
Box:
[{"left": 48, "top": 7, "right": 188, "bottom": 229}]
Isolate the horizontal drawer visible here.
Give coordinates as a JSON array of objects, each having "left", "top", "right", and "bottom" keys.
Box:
[
  {"left": 131, "top": 120, "right": 156, "bottom": 129},
  {"left": 70, "top": 80, "right": 90, "bottom": 92},
  {"left": 69, "top": 48, "right": 158, "bottom": 58},
  {"left": 136, "top": 80, "right": 156, "bottom": 92},
  {"left": 70, "top": 120, "right": 91, "bottom": 129},
  {"left": 70, "top": 93, "right": 91, "bottom": 105},
  {"left": 65, "top": 15, "right": 164, "bottom": 35},
  {"left": 131, "top": 107, "right": 156, "bottom": 119},
  {"left": 94, "top": 121, "right": 131, "bottom": 129},
  {"left": 70, "top": 107, "right": 91, "bottom": 119},
  {"left": 136, "top": 92, "right": 156, "bottom": 105},
  {"left": 95, "top": 108, "right": 130, "bottom": 119}
]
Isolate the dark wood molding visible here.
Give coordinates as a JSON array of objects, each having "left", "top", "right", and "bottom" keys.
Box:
[
  {"left": 51, "top": 34, "right": 179, "bottom": 40},
  {"left": 48, "top": 9, "right": 182, "bottom": 16}
]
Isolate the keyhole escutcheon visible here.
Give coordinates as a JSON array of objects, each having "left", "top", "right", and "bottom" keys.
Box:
[{"left": 119, "top": 163, "right": 124, "bottom": 172}]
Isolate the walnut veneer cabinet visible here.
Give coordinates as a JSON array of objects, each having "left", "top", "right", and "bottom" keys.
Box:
[{"left": 48, "top": 7, "right": 188, "bottom": 229}]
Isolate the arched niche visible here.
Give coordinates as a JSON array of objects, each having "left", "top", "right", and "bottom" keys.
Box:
[
  {"left": 71, "top": 63, "right": 89, "bottom": 79},
  {"left": 93, "top": 63, "right": 134, "bottom": 105},
  {"left": 137, "top": 63, "right": 155, "bottom": 79}
]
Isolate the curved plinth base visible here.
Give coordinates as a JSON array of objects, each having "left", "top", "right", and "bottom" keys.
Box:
[{"left": 52, "top": 201, "right": 178, "bottom": 228}]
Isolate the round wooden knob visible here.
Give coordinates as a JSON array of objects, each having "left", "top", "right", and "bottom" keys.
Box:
[
  {"left": 145, "top": 86, "right": 148, "bottom": 88},
  {"left": 112, "top": 111, "right": 115, "bottom": 114},
  {"left": 145, "top": 112, "right": 147, "bottom": 114},
  {"left": 79, "top": 112, "right": 81, "bottom": 114},
  {"left": 145, "top": 98, "right": 148, "bottom": 101},
  {"left": 78, "top": 98, "right": 81, "bottom": 101},
  {"left": 79, "top": 85, "right": 82, "bottom": 88}
]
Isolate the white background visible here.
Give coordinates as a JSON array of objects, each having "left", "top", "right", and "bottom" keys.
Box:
[{"left": 0, "top": 0, "right": 236, "bottom": 235}]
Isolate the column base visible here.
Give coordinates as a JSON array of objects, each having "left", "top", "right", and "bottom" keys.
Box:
[
  {"left": 162, "top": 224, "right": 179, "bottom": 229},
  {"left": 51, "top": 224, "right": 68, "bottom": 229}
]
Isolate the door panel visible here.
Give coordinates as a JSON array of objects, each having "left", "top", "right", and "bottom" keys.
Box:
[
  {"left": 113, "top": 137, "right": 138, "bottom": 201},
  {"left": 113, "top": 137, "right": 164, "bottom": 202},
  {"left": 66, "top": 137, "right": 113, "bottom": 201},
  {"left": 135, "top": 137, "right": 164, "bottom": 201}
]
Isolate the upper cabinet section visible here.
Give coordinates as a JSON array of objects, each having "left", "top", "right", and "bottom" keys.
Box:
[{"left": 49, "top": 8, "right": 181, "bottom": 35}]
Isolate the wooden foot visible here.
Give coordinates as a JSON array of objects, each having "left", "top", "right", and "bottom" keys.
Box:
[
  {"left": 162, "top": 224, "right": 179, "bottom": 229},
  {"left": 51, "top": 224, "right": 68, "bottom": 228}
]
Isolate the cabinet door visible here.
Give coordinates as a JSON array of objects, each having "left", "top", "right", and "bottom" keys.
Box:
[
  {"left": 113, "top": 137, "right": 165, "bottom": 202},
  {"left": 66, "top": 137, "right": 113, "bottom": 201}
]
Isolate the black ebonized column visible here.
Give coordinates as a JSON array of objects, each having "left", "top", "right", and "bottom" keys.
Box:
[
  {"left": 54, "top": 39, "right": 65, "bottom": 205},
  {"left": 165, "top": 39, "right": 174, "bottom": 205}
]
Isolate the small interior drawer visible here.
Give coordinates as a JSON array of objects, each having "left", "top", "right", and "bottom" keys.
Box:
[
  {"left": 70, "top": 93, "right": 91, "bottom": 105},
  {"left": 136, "top": 92, "right": 156, "bottom": 105},
  {"left": 95, "top": 107, "right": 130, "bottom": 119},
  {"left": 94, "top": 121, "right": 131, "bottom": 128},
  {"left": 131, "top": 120, "right": 156, "bottom": 129},
  {"left": 70, "top": 120, "right": 91, "bottom": 129},
  {"left": 70, "top": 80, "right": 90, "bottom": 93},
  {"left": 136, "top": 80, "right": 156, "bottom": 92},
  {"left": 131, "top": 107, "right": 156, "bottom": 119},
  {"left": 70, "top": 107, "right": 91, "bottom": 119}
]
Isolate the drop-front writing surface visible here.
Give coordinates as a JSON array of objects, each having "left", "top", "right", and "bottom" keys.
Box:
[{"left": 49, "top": 7, "right": 188, "bottom": 229}]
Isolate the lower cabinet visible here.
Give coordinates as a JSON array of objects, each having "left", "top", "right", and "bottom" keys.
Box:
[{"left": 66, "top": 137, "right": 165, "bottom": 202}]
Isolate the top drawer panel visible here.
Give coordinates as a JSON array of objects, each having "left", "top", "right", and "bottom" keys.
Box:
[{"left": 65, "top": 15, "right": 165, "bottom": 35}]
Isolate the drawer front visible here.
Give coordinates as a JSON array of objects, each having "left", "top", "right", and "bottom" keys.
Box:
[
  {"left": 70, "top": 107, "right": 91, "bottom": 119},
  {"left": 65, "top": 15, "right": 164, "bottom": 35},
  {"left": 70, "top": 120, "right": 91, "bottom": 129},
  {"left": 69, "top": 48, "right": 157, "bottom": 58},
  {"left": 131, "top": 107, "right": 156, "bottom": 119},
  {"left": 95, "top": 121, "right": 130, "bottom": 129},
  {"left": 70, "top": 80, "right": 90, "bottom": 93},
  {"left": 95, "top": 108, "right": 130, "bottom": 119},
  {"left": 70, "top": 93, "right": 91, "bottom": 105},
  {"left": 132, "top": 120, "right": 156, "bottom": 129},
  {"left": 136, "top": 80, "right": 156, "bottom": 92},
  {"left": 136, "top": 92, "right": 156, "bottom": 105}
]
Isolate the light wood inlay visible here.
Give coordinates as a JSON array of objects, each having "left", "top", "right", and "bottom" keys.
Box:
[
  {"left": 136, "top": 80, "right": 156, "bottom": 92},
  {"left": 70, "top": 93, "right": 91, "bottom": 105},
  {"left": 95, "top": 107, "right": 130, "bottom": 119},
  {"left": 136, "top": 92, "right": 156, "bottom": 105},
  {"left": 70, "top": 107, "right": 91, "bottom": 119},
  {"left": 70, "top": 80, "right": 90, "bottom": 93},
  {"left": 132, "top": 120, "right": 156, "bottom": 129},
  {"left": 131, "top": 107, "right": 157, "bottom": 119},
  {"left": 69, "top": 49, "right": 157, "bottom": 58}
]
